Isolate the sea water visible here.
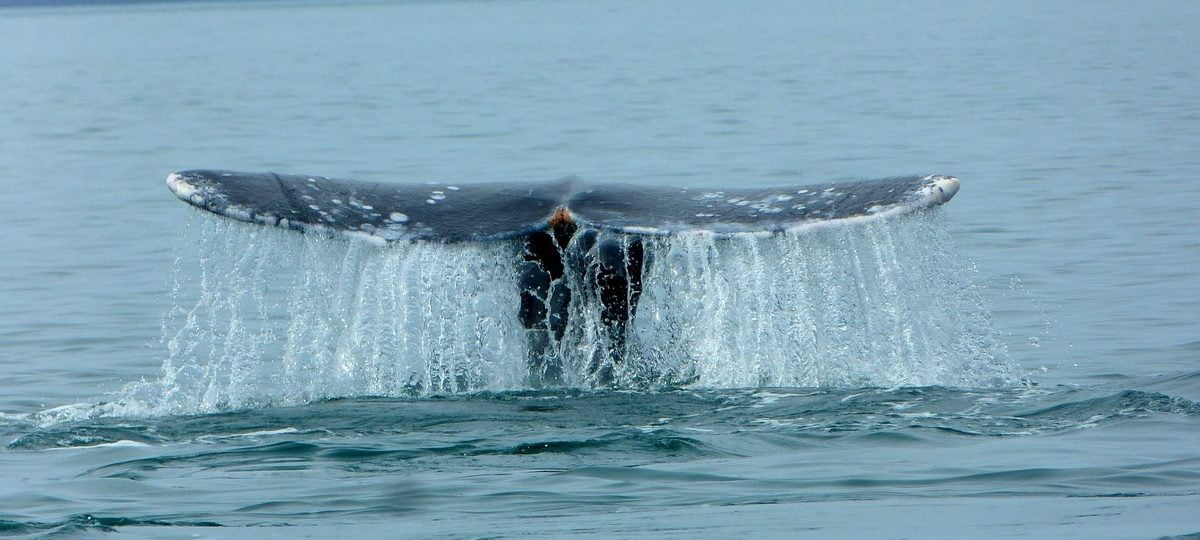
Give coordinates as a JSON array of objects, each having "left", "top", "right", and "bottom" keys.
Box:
[{"left": 1, "top": 0, "right": 1198, "bottom": 537}]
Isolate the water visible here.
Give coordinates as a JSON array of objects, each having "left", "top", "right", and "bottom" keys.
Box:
[{"left": 1, "top": 0, "right": 1198, "bottom": 537}]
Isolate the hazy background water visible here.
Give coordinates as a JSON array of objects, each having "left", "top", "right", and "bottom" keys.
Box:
[{"left": 1, "top": 0, "right": 1198, "bottom": 537}]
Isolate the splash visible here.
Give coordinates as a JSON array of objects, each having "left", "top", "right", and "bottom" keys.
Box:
[
  {"left": 627, "top": 218, "right": 1014, "bottom": 388},
  {"left": 104, "top": 209, "right": 1017, "bottom": 415}
]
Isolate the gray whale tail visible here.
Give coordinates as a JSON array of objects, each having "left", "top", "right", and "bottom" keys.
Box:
[{"left": 166, "top": 170, "right": 961, "bottom": 385}]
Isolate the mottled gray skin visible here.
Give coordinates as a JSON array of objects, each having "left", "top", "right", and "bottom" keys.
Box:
[
  {"left": 166, "top": 170, "right": 959, "bottom": 385},
  {"left": 167, "top": 170, "right": 954, "bottom": 243}
]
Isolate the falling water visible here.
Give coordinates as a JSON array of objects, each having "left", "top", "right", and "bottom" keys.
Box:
[
  {"left": 626, "top": 217, "right": 1013, "bottom": 388},
  {"left": 112, "top": 209, "right": 1017, "bottom": 415}
]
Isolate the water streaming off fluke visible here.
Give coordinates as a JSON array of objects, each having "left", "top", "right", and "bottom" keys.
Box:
[{"left": 98, "top": 208, "right": 1019, "bottom": 416}]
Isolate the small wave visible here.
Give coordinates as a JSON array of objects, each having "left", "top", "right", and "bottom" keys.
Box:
[
  {"left": 503, "top": 429, "right": 727, "bottom": 458},
  {"left": 1015, "top": 389, "right": 1200, "bottom": 423},
  {"left": 0, "top": 514, "right": 222, "bottom": 536},
  {"left": 7, "top": 423, "right": 166, "bottom": 451},
  {"left": 49, "top": 439, "right": 153, "bottom": 451},
  {"left": 195, "top": 426, "right": 310, "bottom": 443},
  {"left": 11, "top": 386, "right": 1197, "bottom": 453}
]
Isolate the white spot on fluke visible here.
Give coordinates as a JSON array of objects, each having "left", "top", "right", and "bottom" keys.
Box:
[{"left": 165, "top": 173, "right": 200, "bottom": 200}]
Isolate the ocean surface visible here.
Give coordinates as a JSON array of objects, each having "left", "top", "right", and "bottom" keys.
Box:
[{"left": 1, "top": 0, "right": 1198, "bottom": 537}]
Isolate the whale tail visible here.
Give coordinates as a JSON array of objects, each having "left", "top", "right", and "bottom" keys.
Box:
[
  {"left": 166, "top": 170, "right": 959, "bottom": 243},
  {"left": 166, "top": 170, "right": 961, "bottom": 385}
]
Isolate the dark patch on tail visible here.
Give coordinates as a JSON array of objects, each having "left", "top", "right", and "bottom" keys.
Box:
[{"left": 518, "top": 216, "right": 646, "bottom": 386}]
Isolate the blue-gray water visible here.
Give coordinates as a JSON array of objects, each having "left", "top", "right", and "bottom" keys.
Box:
[{"left": 1, "top": 0, "right": 1198, "bottom": 537}]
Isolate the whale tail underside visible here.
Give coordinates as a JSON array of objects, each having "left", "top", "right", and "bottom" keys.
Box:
[
  {"left": 165, "top": 169, "right": 963, "bottom": 385},
  {"left": 165, "top": 170, "right": 961, "bottom": 243}
]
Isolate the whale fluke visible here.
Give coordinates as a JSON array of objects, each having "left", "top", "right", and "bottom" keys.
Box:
[
  {"left": 166, "top": 169, "right": 962, "bottom": 385},
  {"left": 166, "top": 170, "right": 960, "bottom": 243}
]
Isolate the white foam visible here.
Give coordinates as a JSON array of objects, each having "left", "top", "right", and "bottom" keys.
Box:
[
  {"left": 196, "top": 427, "right": 304, "bottom": 442},
  {"left": 49, "top": 440, "right": 153, "bottom": 450}
]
